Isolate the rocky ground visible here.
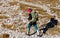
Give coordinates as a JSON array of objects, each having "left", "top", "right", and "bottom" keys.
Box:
[{"left": 0, "top": 0, "right": 60, "bottom": 38}]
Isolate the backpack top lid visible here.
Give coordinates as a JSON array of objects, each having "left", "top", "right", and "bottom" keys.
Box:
[{"left": 27, "top": 8, "right": 32, "bottom": 14}]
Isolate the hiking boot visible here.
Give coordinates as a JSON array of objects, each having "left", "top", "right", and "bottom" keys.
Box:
[
  {"left": 37, "top": 34, "right": 43, "bottom": 37},
  {"left": 37, "top": 30, "right": 43, "bottom": 37},
  {"left": 36, "top": 30, "right": 39, "bottom": 35},
  {"left": 25, "top": 32, "right": 30, "bottom": 36}
]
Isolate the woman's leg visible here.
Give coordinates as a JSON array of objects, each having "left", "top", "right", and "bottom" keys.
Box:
[
  {"left": 33, "top": 24, "right": 39, "bottom": 35},
  {"left": 28, "top": 23, "right": 31, "bottom": 34},
  {"left": 34, "top": 24, "right": 38, "bottom": 31}
]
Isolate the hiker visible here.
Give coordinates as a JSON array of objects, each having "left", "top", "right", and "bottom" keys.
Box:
[
  {"left": 25, "top": 8, "right": 39, "bottom": 36},
  {"left": 39, "top": 18, "right": 58, "bottom": 37}
]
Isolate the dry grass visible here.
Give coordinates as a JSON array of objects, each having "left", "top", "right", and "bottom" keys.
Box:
[
  {"left": 46, "top": 27, "right": 60, "bottom": 35},
  {"left": 0, "top": 0, "right": 60, "bottom": 36},
  {"left": 25, "top": 0, "right": 60, "bottom": 7},
  {"left": 0, "top": 14, "right": 9, "bottom": 19},
  {"left": 1, "top": 33, "right": 9, "bottom": 38},
  {"left": 2, "top": 23, "right": 16, "bottom": 30},
  {"left": 50, "top": 7, "right": 60, "bottom": 18},
  {"left": 9, "top": 1, "right": 18, "bottom": 6}
]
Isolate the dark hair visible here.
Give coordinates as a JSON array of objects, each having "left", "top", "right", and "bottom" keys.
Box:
[{"left": 28, "top": 14, "right": 32, "bottom": 20}]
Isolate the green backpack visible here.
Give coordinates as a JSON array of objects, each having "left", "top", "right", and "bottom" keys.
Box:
[{"left": 30, "top": 11, "right": 38, "bottom": 22}]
